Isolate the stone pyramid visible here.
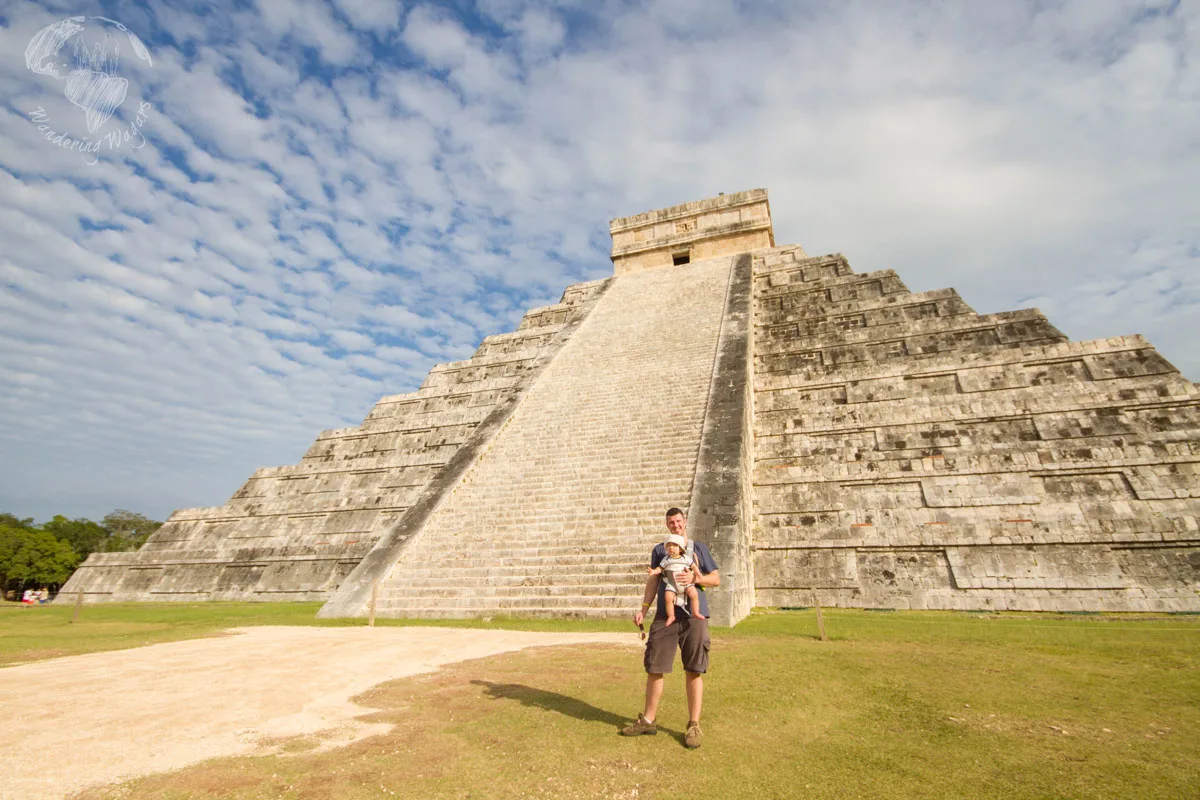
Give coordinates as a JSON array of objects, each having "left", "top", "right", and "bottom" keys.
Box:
[{"left": 62, "top": 190, "right": 1200, "bottom": 622}]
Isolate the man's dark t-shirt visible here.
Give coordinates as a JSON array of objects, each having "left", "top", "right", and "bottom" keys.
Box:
[{"left": 649, "top": 541, "right": 718, "bottom": 620}]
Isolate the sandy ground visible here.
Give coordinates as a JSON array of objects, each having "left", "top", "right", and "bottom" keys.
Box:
[{"left": 0, "top": 626, "right": 637, "bottom": 800}]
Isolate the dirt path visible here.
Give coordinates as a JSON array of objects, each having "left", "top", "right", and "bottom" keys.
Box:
[{"left": 0, "top": 626, "right": 637, "bottom": 800}]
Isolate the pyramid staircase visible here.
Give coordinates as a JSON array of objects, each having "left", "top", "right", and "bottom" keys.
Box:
[{"left": 331, "top": 256, "right": 736, "bottom": 619}]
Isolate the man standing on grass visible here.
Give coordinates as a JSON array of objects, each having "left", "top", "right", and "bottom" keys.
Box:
[{"left": 621, "top": 507, "right": 720, "bottom": 748}]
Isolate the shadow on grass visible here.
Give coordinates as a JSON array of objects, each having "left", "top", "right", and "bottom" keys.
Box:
[{"left": 472, "top": 680, "right": 678, "bottom": 737}]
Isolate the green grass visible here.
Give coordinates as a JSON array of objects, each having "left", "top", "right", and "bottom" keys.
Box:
[{"left": 11, "top": 603, "right": 1193, "bottom": 799}]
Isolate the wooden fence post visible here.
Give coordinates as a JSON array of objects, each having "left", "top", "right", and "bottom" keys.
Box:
[
  {"left": 368, "top": 580, "right": 379, "bottom": 627},
  {"left": 71, "top": 591, "right": 84, "bottom": 624},
  {"left": 812, "top": 593, "right": 827, "bottom": 641}
]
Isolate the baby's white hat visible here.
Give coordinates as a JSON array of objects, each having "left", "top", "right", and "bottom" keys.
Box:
[{"left": 664, "top": 534, "right": 688, "bottom": 550}]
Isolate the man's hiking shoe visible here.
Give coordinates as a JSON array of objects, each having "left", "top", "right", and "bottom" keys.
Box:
[
  {"left": 684, "top": 721, "right": 703, "bottom": 749},
  {"left": 620, "top": 713, "right": 657, "bottom": 736}
]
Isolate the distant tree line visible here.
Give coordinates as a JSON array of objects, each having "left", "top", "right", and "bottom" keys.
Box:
[{"left": 0, "top": 510, "right": 163, "bottom": 597}]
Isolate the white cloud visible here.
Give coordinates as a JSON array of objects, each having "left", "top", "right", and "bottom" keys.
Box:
[
  {"left": 334, "top": 0, "right": 405, "bottom": 32},
  {"left": 513, "top": 9, "right": 566, "bottom": 58},
  {"left": 254, "top": 0, "right": 363, "bottom": 66},
  {"left": 402, "top": 7, "right": 473, "bottom": 69}
]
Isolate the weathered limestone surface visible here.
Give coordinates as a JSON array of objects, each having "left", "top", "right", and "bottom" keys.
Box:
[
  {"left": 323, "top": 255, "right": 734, "bottom": 619},
  {"left": 686, "top": 252, "right": 759, "bottom": 625},
  {"left": 61, "top": 188, "right": 1199, "bottom": 619},
  {"left": 751, "top": 249, "right": 1200, "bottom": 612},
  {"left": 610, "top": 189, "right": 774, "bottom": 275},
  {"left": 60, "top": 281, "right": 610, "bottom": 602}
]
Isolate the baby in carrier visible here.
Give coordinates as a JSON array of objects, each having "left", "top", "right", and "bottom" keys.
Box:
[{"left": 647, "top": 533, "right": 705, "bottom": 625}]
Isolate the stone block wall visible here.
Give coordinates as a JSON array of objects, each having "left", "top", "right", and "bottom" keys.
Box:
[
  {"left": 610, "top": 189, "right": 774, "bottom": 275},
  {"left": 750, "top": 249, "right": 1200, "bottom": 612},
  {"left": 687, "top": 252, "right": 760, "bottom": 625}
]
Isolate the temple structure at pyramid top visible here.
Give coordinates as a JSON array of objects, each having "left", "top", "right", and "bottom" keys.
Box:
[
  {"left": 609, "top": 188, "right": 775, "bottom": 273},
  {"left": 62, "top": 189, "right": 1200, "bottom": 622}
]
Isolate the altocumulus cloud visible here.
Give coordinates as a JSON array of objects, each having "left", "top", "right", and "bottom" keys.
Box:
[{"left": 0, "top": 0, "right": 1196, "bottom": 521}]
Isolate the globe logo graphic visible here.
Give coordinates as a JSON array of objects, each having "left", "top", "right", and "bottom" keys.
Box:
[{"left": 24, "top": 16, "right": 152, "bottom": 135}]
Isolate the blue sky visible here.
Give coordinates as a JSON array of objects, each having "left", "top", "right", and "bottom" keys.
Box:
[{"left": 1, "top": 0, "right": 1197, "bottom": 523}]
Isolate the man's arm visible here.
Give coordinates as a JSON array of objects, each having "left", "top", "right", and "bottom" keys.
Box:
[
  {"left": 634, "top": 572, "right": 661, "bottom": 626},
  {"left": 678, "top": 568, "right": 719, "bottom": 589},
  {"left": 677, "top": 546, "right": 720, "bottom": 589},
  {"left": 693, "top": 568, "right": 720, "bottom": 589}
]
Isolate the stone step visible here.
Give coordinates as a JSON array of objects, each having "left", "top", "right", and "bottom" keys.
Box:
[
  {"left": 753, "top": 336, "right": 1174, "bottom": 392},
  {"left": 755, "top": 452, "right": 1200, "bottom": 485},
  {"left": 440, "top": 505, "right": 688, "bottom": 516},
  {"left": 397, "top": 530, "right": 657, "bottom": 544},
  {"left": 402, "top": 546, "right": 655, "bottom": 561},
  {"left": 456, "top": 464, "right": 698, "bottom": 477},
  {"left": 397, "top": 546, "right": 650, "bottom": 562},
  {"left": 396, "top": 551, "right": 649, "bottom": 569},
  {"left": 400, "top": 530, "right": 658, "bottom": 545},
  {"left": 756, "top": 387, "right": 1199, "bottom": 432},
  {"left": 453, "top": 468, "right": 696, "bottom": 481},
  {"left": 466, "top": 450, "right": 698, "bottom": 459},
  {"left": 253, "top": 458, "right": 443, "bottom": 480},
  {"left": 377, "top": 594, "right": 634, "bottom": 611},
  {"left": 756, "top": 418, "right": 1200, "bottom": 460},
  {"left": 757, "top": 287, "right": 969, "bottom": 325},
  {"left": 393, "top": 564, "right": 648, "bottom": 581},
  {"left": 381, "top": 581, "right": 645, "bottom": 598},
  {"left": 757, "top": 330, "right": 1067, "bottom": 377},
  {"left": 425, "top": 509, "right": 680, "bottom": 522},
  {"left": 754, "top": 520, "right": 1197, "bottom": 549},
  {"left": 754, "top": 266, "right": 895, "bottom": 300},
  {"left": 756, "top": 309, "right": 1057, "bottom": 355},
  {"left": 371, "top": 606, "right": 631, "bottom": 620}
]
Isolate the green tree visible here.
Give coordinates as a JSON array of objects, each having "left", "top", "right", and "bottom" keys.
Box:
[
  {"left": 0, "top": 525, "right": 80, "bottom": 589},
  {"left": 0, "top": 509, "right": 163, "bottom": 594},
  {"left": 42, "top": 515, "right": 108, "bottom": 559},
  {"left": 0, "top": 513, "right": 34, "bottom": 530},
  {"left": 0, "top": 524, "right": 24, "bottom": 588},
  {"left": 101, "top": 509, "right": 162, "bottom": 551}
]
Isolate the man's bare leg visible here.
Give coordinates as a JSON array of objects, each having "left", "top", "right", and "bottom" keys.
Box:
[
  {"left": 685, "top": 671, "right": 703, "bottom": 723},
  {"left": 643, "top": 673, "right": 665, "bottom": 721}
]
